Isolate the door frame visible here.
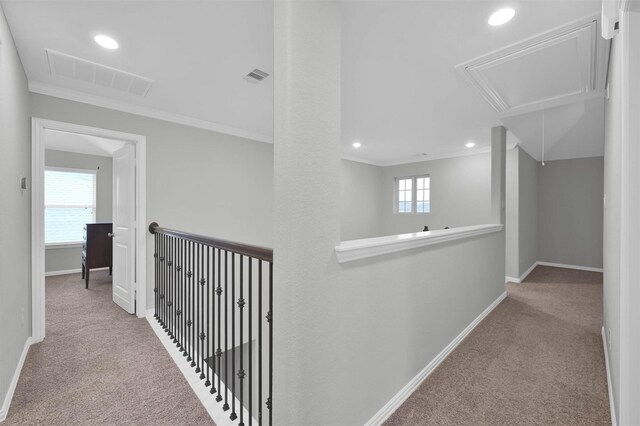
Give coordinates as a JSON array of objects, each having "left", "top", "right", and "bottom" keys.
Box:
[{"left": 31, "top": 118, "right": 147, "bottom": 343}]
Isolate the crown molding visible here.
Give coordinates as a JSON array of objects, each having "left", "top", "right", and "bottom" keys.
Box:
[
  {"left": 28, "top": 81, "right": 274, "bottom": 144},
  {"left": 379, "top": 146, "right": 492, "bottom": 167},
  {"left": 340, "top": 154, "right": 384, "bottom": 167}
]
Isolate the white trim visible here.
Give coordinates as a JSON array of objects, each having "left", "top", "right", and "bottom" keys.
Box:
[
  {"left": 29, "top": 81, "right": 273, "bottom": 145},
  {"left": 45, "top": 166, "right": 98, "bottom": 175},
  {"left": 519, "top": 262, "right": 538, "bottom": 282},
  {"left": 45, "top": 242, "right": 83, "bottom": 249},
  {"left": 365, "top": 291, "right": 507, "bottom": 426},
  {"left": 335, "top": 224, "right": 503, "bottom": 263},
  {"left": 379, "top": 146, "right": 492, "bottom": 167},
  {"left": 507, "top": 261, "right": 539, "bottom": 283},
  {"left": 602, "top": 327, "right": 618, "bottom": 426},
  {"left": 44, "top": 267, "right": 109, "bottom": 277},
  {"left": 31, "top": 118, "right": 148, "bottom": 344},
  {"left": 0, "top": 337, "right": 32, "bottom": 422},
  {"left": 145, "top": 312, "right": 256, "bottom": 426},
  {"left": 536, "top": 261, "right": 603, "bottom": 273}
]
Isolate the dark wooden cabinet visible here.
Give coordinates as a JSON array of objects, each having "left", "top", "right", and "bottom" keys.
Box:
[{"left": 82, "top": 223, "right": 113, "bottom": 288}]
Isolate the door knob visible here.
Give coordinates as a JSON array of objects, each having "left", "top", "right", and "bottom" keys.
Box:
[{"left": 108, "top": 232, "right": 115, "bottom": 238}]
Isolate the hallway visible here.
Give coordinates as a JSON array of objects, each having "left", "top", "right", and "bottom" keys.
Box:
[
  {"left": 385, "top": 266, "right": 610, "bottom": 425},
  {"left": 4, "top": 271, "right": 213, "bottom": 425}
]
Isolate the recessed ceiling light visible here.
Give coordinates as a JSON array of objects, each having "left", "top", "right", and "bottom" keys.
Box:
[
  {"left": 94, "top": 34, "right": 119, "bottom": 50},
  {"left": 352, "top": 141, "right": 362, "bottom": 148},
  {"left": 465, "top": 141, "right": 476, "bottom": 148},
  {"left": 488, "top": 8, "right": 515, "bottom": 26}
]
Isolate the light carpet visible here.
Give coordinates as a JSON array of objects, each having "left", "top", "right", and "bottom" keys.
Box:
[
  {"left": 4, "top": 270, "right": 214, "bottom": 425},
  {"left": 385, "top": 265, "right": 610, "bottom": 426}
]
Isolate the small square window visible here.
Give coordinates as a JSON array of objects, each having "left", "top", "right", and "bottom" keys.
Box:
[{"left": 395, "top": 175, "right": 430, "bottom": 213}]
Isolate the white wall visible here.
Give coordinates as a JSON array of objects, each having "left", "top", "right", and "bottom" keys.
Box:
[
  {"left": 381, "top": 153, "right": 492, "bottom": 235},
  {"left": 340, "top": 159, "right": 383, "bottom": 240},
  {"left": 538, "top": 157, "right": 604, "bottom": 269},
  {"left": 44, "top": 149, "right": 113, "bottom": 273},
  {"left": 604, "top": 13, "right": 623, "bottom": 423},
  {"left": 29, "top": 93, "right": 274, "bottom": 309},
  {"left": 0, "top": 3, "right": 31, "bottom": 416}
]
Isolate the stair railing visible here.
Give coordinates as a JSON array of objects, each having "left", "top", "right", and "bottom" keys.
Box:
[{"left": 149, "top": 222, "right": 273, "bottom": 425}]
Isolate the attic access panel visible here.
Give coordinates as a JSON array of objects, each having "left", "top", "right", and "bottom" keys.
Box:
[{"left": 456, "top": 17, "right": 609, "bottom": 118}]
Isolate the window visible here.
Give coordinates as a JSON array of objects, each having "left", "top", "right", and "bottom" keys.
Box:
[
  {"left": 45, "top": 168, "right": 97, "bottom": 245},
  {"left": 395, "top": 175, "right": 430, "bottom": 213}
]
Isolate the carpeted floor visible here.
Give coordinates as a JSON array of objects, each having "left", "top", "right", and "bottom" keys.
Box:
[
  {"left": 385, "top": 265, "right": 610, "bottom": 426},
  {"left": 4, "top": 270, "right": 214, "bottom": 425}
]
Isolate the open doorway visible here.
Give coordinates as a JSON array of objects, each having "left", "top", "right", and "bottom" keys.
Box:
[{"left": 31, "top": 118, "right": 147, "bottom": 343}]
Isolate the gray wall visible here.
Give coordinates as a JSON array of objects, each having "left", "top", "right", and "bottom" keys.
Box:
[
  {"left": 604, "top": 27, "right": 622, "bottom": 421},
  {"left": 381, "top": 153, "right": 492, "bottom": 235},
  {"left": 44, "top": 150, "right": 113, "bottom": 273},
  {"left": 518, "top": 148, "right": 539, "bottom": 275},
  {"left": 340, "top": 159, "right": 383, "bottom": 240},
  {"left": 505, "top": 148, "right": 519, "bottom": 278},
  {"left": 0, "top": 3, "right": 31, "bottom": 413},
  {"left": 538, "top": 157, "right": 604, "bottom": 269},
  {"left": 30, "top": 93, "right": 274, "bottom": 310}
]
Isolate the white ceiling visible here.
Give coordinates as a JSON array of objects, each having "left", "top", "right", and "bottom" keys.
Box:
[
  {"left": 3, "top": 0, "right": 604, "bottom": 165},
  {"left": 45, "top": 129, "right": 125, "bottom": 157},
  {"left": 2, "top": 0, "right": 274, "bottom": 142},
  {"left": 341, "top": 0, "right": 604, "bottom": 164}
]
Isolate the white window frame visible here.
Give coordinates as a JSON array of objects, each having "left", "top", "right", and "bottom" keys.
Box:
[
  {"left": 44, "top": 166, "right": 97, "bottom": 247},
  {"left": 394, "top": 174, "right": 430, "bottom": 214}
]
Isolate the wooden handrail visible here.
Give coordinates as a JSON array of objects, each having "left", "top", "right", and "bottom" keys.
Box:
[{"left": 148, "top": 222, "right": 273, "bottom": 262}]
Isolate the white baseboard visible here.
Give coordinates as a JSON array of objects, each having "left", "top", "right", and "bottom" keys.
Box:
[
  {"left": 602, "top": 327, "right": 617, "bottom": 426},
  {"left": 536, "top": 261, "right": 603, "bottom": 273},
  {"left": 45, "top": 267, "right": 109, "bottom": 277},
  {"left": 508, "top": 261, "right": 603, "bottom": 284},
  {"left": 364, "top": 291, "right": 508, "bottom": 426},
  {"left": 145, "top": 312, "right": 255, "bottom": 426},
  {"left": 0, "top": 337, "right": 33, "bottom": 422},
  {"left": 507, "top": 262, "right": 538, "bottom": 283}
]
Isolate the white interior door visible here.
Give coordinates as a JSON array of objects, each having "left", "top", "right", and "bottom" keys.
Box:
[{"left": 112, "top": 143, "right": 136, "bottom": 313}]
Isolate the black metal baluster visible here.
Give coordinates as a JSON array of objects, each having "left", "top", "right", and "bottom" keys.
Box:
[
  {"left": 177, "top": 238, "right": 183, "bottom": 350},
  {"left": 268, "top": 262, "right": 273, "bottom": 426},
  {"left": 206, "top": 245, "right": 212, "bottom": 387},
  {"left": 172, "top": 237, "right": 178, "bottom": 344},
  {"left": 223, "top": 250, "right": 229, "bottom": 412},
  {"left": 198, "top": 243, "right": 205, "bottom": 378},
  {"left": 195, "top": 243, "right": 201, "bottom": 374},
  {"left": 161, "top": 234, "right": 166, "bottom": 329},
  {"left": 172, "top": 236, "right": 177, "bottom": 343},
  {"left": 258, "top": 261, "right": 263, "bottom": 426},
  {"left": 210, "top": 247, "right": 217, "bottom": 394},
  {"left": 249, "top": 257, "right": 253, "bottom": 426},
  {"left": 191, "top": 242, "right": 197, "bottom": 368},
  {"left": 230, "top": 253, "right": 237, "bottom": 421},
  {"left": 239, "top": 255, "right": 245, "bottom": 426},
  {"left": 168, "top": 236, "right": 174, "bottom": 338},
  {"left": 154, "top": 234, "right": 158, "bottom": 319},
  {"left": 186, "top": 241, "right": 193, "bottom": 362},
  {"left": 216, "top": 248, "right": 223, "bottom": 402}
]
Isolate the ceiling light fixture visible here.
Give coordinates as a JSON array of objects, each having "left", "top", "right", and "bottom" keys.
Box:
[
  {"left": 352, "top": 141, "right": 362, "bottom": 148},
  {"left": 465, "top": 141, "right": 476, "bottom": 148},
  {"left": 488, "top": 8, "right": 515, "bottom": 26},
  {"left": 94, "top": 34, "right": 119, "bottom": 50}
]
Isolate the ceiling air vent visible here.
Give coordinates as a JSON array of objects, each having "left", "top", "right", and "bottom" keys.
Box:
[
  {"left": 244, "top": 68, "right": 270, "bottom": 83},
  {"left": 45, "top": 48, "right": 154, "bottom": 97}
]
